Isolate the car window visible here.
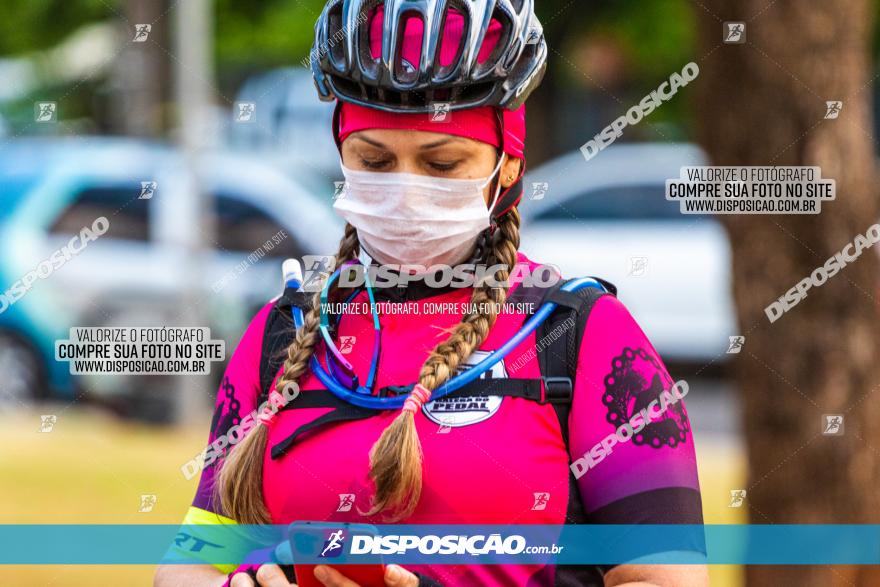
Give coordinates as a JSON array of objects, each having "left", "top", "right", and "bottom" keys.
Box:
[
  {"left": 50, "top": 185, "right": 150, "bottom": 240},
  {"left": 533, "top": 184, "right": 697, "bottom": 221},
  {"left": 214, "top": 194, "right": 302, "bottom": 258},
  {"left": 0, "top": 177, "right": 39, "bottom": 220}
]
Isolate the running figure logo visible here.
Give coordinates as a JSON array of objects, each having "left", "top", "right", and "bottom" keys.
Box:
[
  {"left": 628, "top": 256, "right": 648, "bottom": 278},
  {"left": 139, "top": 494, "right": 158, "bottom": 513},
  {"left": 824, "top": 101, "right": 843, "bottom": 119},
  {"left": 530, "top": 182, "right": 549, "bottom": 200},
  {"left": 333, "top": 181, "right": 348, "bottom": 200},
  {"left": 727, "top": 336, "right": 745, "bottom": 354},
  {"left": 728, "top": 489, "right": 746, "bottom": 508},
  {"left": 35, "top": 102, "right": 57, "bottom": 123},
  {"left": 302, "top": 255, "right": 336, "bottom": 291},
  {"left": 525, "top": 25, "right": 542, "bottom": 45},
  {"left": 235, "top": 102, "right": 256, "bottom": 123},
  {"left": 822, "top": 414, "right": 844, "bottom": 435},
  {"left": 338, "top": 336, "right": 356, "bottom": 355},
  {"left": 320, "top": 530, "right": 346, "bottom": 558},
  {"left": 723, "top": 22, "right": 746, "bottom": 43},
  {"left": 39, "top": 415, "right": 57, "bottom": 433},
  {"left": 133, "top": 24, "right": 152, "bottom": 42},
  {"left": 430, "top": 102, "right": 451, "bottom": 122},
  {"left": 139, "top": 181, "right": 157, "bottom": 200},
  {"left": 337, "top": 494, "right": 355, "bottom": 512},
  {"left": 531, "top": 492, "right": 550, "bottom": 511}
]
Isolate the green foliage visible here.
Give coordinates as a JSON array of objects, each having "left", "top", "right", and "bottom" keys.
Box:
[
  {"left": 212, "top": 0, "right": 691, "bottom": 73},
  {"left": 532, "top": 0, "right": 696, "bottom": 138},
  {"left": 0, "top": 0, "right": 114, "bottom": 55},
  {"left": 594, "top": 0, "right": 695, "bottom": 81},
  {"left": 1, "top": 0, "right": 874, "bottom": 142},
  {"left": 215, "top": 0, "right": 327, "bottom": 68},
  {"left": 540, "top": 0, "right": 695, "bottom": 89},
  {"left": 598, "top": 0, "right": 696, "bottom": 134}
]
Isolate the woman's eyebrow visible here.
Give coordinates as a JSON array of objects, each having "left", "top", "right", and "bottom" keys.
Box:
[
  {"left": 351, "top": 134, "right": 388, "bottom": 149},
  {"left": 419, "top": 136, "right": 467, "bottom": 150}
]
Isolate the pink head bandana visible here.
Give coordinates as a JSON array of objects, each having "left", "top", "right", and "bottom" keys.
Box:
[{"left": 334, "top": 5, "right": 527, "bottom": 160}]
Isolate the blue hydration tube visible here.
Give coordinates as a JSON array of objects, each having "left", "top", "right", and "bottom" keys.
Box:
[
  {"left": 297, "top": 273, "right": 606, "bottom": 411},
  {"left": 282, "top": 260, "right": 306, "bottom": 329}
]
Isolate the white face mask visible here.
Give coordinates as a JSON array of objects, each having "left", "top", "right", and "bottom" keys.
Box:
[{"left": 334, "top": 155, "right": 506, "bottom": 268}]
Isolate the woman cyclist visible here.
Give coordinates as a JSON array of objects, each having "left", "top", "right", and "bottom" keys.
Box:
[{"left": 156, "top": 1, "right": 707, "bottom": 585}]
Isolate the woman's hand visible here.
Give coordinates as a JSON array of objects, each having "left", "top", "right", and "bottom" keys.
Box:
[
  {"left": 227, "top": 563, "right": 419, "bottom": 587},
  {"left": 314, "top": 564, "right": 419, "bottom": 587},
  {"left": 229, "top": 564, "right": 297, "bottom": 587}
]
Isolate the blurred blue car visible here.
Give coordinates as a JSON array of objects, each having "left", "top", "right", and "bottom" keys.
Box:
[{"left": 0, "top": 138, "right": 343, "bottom": 411}]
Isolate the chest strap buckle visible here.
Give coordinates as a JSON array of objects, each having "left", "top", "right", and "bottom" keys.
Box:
[{"left": 540, "top": 376, "right": 573, "bottom": 404}]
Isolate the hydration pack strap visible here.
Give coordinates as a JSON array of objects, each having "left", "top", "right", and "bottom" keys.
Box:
[
  {"left": 259, "top": 276, "right": 617, "bottom": 459},
  {"left": 535, "top": 278, "right": 615, "bottom": 447},
  {"left": 268, "top": 377, "right": 568, "bottom": 459},
  {"left": 270, "top": 404, "right": 374, "bottom": 460},
  {"left": 258, "top": 288, "right": 312, "bottom": 407}
]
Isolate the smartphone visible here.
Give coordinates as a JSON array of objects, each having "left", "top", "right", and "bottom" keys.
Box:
[
  {"left": 294, "top": 564, "right": 387, "bottom": 587},
  {"left": 286, "top": 521, "right": 386, "bottom": 587}
]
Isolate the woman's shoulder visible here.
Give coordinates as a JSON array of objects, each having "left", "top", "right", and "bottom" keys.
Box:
[
  {"left": 507, "top": 251, "right": 563, "bottom": 294},
  {"left": 512, "top": 251, "right": 650, "bottom": 354},
  {"left": 225, "top": 300, "right": 277, "bottom": 373},
  {"left": 244, "top": 299, "right": 278, "bottom": 344},
  {"left": 512, "top": 250, "right": 555, "bottom": 275},
  {"left": 510, "top": 251, "right": 625, "bottom": 311}
]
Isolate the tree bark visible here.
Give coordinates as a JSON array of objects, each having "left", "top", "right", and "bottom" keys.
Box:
[
  {"left": 112, "top": 0, "right": 171, "bottom": 136},
  {"left": 694, "top": 1, "right": 880, "bottom": 585}
]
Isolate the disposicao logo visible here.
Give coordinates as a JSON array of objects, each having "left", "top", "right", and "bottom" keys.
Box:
[{"left": 320, "top": 529, "right": 346, "bottom": 558}]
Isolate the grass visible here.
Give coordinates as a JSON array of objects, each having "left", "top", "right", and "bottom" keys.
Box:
[
  {"left": 0, "top": 409, "right": 745, "bottom": 586},
  {"left": 697, "top": 437, "right": 746, "bottom": 587}
]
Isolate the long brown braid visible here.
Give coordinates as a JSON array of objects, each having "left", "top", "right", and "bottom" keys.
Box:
[
  {"left": 367, "top": 208, "right": 521, "bottom": 520},
  {"left": 216, "top": 210, "right": 522, "bottom": 523},
  {"left": 216, "top": 224, "right": 360, "bottom": 524}
]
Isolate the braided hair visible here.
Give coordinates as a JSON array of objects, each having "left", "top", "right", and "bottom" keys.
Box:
[{"left": 216, "top": 211, "right": 522, "bottom": 523}]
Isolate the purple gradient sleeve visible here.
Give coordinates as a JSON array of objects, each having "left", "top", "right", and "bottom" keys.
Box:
[{"left": 569, "top": 295, "right": 703, "bottom": 525}]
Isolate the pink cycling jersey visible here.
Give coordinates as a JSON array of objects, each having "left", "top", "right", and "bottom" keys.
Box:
[{"left": 190, "top": 252, "right": 703, "bottom": 585}]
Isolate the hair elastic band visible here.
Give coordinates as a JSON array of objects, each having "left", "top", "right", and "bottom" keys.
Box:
[
  {"left": 402, "top": 384, "right": 433, "bottom": 414},
  {"left": 258, "top": 390, "right": 287, "bottom": 427}
]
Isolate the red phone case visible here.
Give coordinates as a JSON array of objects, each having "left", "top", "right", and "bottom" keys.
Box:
[{"left": 294, "top": 563, "right": 386, "bottom": 587}]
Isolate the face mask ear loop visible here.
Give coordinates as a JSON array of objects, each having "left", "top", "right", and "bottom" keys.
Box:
[
  {"left": 487, "top": 218, "right": 499, "bottom": 237},
  {"left": 486, "top": 153, "right": 508, "bottom": 217}
]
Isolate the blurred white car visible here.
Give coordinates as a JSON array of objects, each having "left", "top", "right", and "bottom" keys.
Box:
[
  {"left": 519, "top": 143, "right": 735, "bottom": 365},
  {"left": 230, "top": 67, "right": 340, "bottom": 178}
]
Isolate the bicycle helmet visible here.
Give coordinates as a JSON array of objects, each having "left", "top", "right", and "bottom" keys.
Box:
[{"left": 311, "top": 0, "right": 547, "bottom": 113}]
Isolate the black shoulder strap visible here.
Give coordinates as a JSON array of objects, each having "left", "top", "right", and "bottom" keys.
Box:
[
  {"left": 259, "top": 279, "right": 616, "bottom": 410},
  {"left": 535, "top": 277, "right": 618, "bottom": 587},
  {"left": 258, "top": 288, "right": 312, "bottom": 407},
  {"left": 258, "top": 278, "right": 616, "bottom": 459},
  {"left": 534, "top": 277, "right": 617, "bottom": 447}
]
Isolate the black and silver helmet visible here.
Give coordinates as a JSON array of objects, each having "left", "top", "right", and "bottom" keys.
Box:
[{"left": 310, "top": 0, "right": 547, "bottom": 113}]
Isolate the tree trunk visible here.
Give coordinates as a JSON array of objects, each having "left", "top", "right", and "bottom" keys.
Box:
[
  {"left": 112, "top": 0, "right": 171, "bottom": 136},
  {"left": 694, "top": 1, "right": 880, "bottom": 585}
]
